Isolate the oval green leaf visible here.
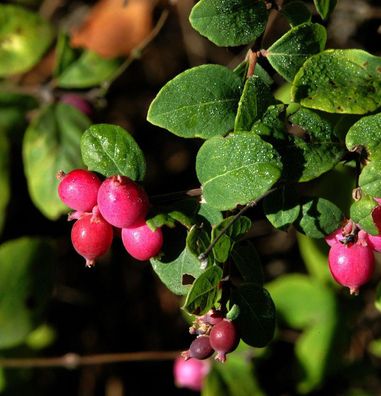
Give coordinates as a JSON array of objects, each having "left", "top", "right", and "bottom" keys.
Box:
[
  {"left": 196, "top": 132, "right": 282, "bottom": 210},
  {"left": 234, "top": 75, "right": 276, "bottom": 132},
  {"left": 81, "top": 124, "right": 146, "bottom": 180},
  {"left": 147, "top": 64, "right": 242, "bottom": 139},
  {"left": 346, "top": 112, "right": 381, "bottom": 155},
  {"left": 231, "top": 283, "right": 275, "bottom": 347},
  {"left": 267, "top": 23, "right": 327, "bottom": 82},
  {"left": 189, "top": 0, "right": 268, "bottom": 47},
  {"left": 292, "top": 49, "right": 381, "bottom": 114},
  {"left": 0, "top": 237, "right": 55, "bottom": 349},
  {"left": 231, "top": 241, "right": 264, "bottom": 285},
  {"left": 150, "top": 248, "right": 204, "bottom": 296},
  {"left": 350, "top": 193, "right": 379, "bottom": 235},
  {"left": 0, "top": 4, "right": 54, "bottom": 77},
  {"left": 23, "top": 103, "right": 90, "bottom": 219},
  {"left": 295, "top": 197, "right": 344, "bottom": 238},
  {"left": 57, "top": 50, "right": 121, "bottom": 89},
  {"left": 211, "top": 216, "right": 252, "bottom": 263},
  {"left": 182, "top": 265, "right": 223, "bottom": 315}
]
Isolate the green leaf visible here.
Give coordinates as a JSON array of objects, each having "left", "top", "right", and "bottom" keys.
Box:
[
  {"left": 81, "top": 124, "right": 146, "bottom": 180},
  {"left": 150, "top": 248, "right": 204, "bottom": 296},
  {"left": 281, "top": 1, "right": 312, "bottom": 27},
  {"left": 23, "top": 103, "right": 90, "bottom": 219},
  {"left": 189, "top": 0, "right": 268, "bottom": 47},
  {"left": 0, "top": 4, "right": 54, "bottom": 76},
  {"left": 234, "top": 76, "right": 276, "bottom": 131},
  {"left": 295, "top": 197, "right": 344, "bottom": 238},
  {"left": 284, "top": 106, "right": 345, "bottom": 182},
  {"left": 292, "top": 49, "right": 381, "bottom": 114},
  {"left": 358, "top": 153, "right": 381, "bottom": 198},
  {"left": 267, "top": 23, "right": 327, "bottom": 82},
  {"left": 350, "top": 193, "right": 379, "bottom": 235},
  {"left": 296, "top": 320, "right": 338, "bottom": 393},
  {"left": 231, "top": 283, "right": 275, "bottom": 347},
  {"left": 211, "top": 216, "right": 252, "bottom": 263},
  {"left": 147, "top": 65, "right": 242, "bottom": 139},
  {"left": 57, "top": 50, "right": 121, "bottom": 89},
  {"left": 198, "top": 203, "right": 223, "bottom": 225},
  {"left": 54, "top": 33, "right": 79, "bottom": 77},
  {"left": 263, "top": 186, "right": 300, "bottom": 230},
  {"left": 196, "top": 132, "right": 282, "bottom": 210},
  {"left": 25, "top": 324, "right": 56, "bottom": 350},
  {"left": 0, "top": 133, "right": 10, "bottom": 235},
  {"left": 346, "top": 112, "right": 381, "bottom": 155},
  {"left": 147, "top": 210, "right": 194, "bottom": 230},
  {"left": 314, "top": 0, "right": 337, "bottom": 19},
  {"left": 186, "top": 226, "right": 212, "bottom": 265},
  {"left": 267, "top": 274, "right": 335, "bottom": 327},
  {"left": 231, "top": 241, "right": 264, "bottom": 285},
  {"left": 183, "top": 265, "right": 223, "bottom": 315},
  {"left": 0, "top": 237, "right": 55, "bottom": 349},
  {"left": 202, "top": 368, "right": 230, "bottom": 396},
  {"left": 267, "top": 274, "right": 339, "bottom": 393}
]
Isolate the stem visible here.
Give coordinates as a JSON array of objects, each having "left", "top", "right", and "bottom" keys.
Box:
[
  {"left": 246, "top": 50, "right": 258, "bottom": 78},
  {"left": 198, "top": 187, "right": 278, "bottom": 261},
  {"left": 0, "top": 350, "right": 181, "bottom": 369}
]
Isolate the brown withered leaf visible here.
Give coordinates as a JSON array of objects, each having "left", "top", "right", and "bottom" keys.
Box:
[{"left": 70, "top": 0, "right": 153, "bottom": 59}]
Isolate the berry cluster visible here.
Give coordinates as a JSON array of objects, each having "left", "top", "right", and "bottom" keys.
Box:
[
  {"left": 325, "top": 206, "right": 381, "bottom": 294},
  {"left": 57, "top": 169, "right": 163, "bottom": 267},
  {"left": 181, "top": 310, "right": 239, "bottom": 364}
]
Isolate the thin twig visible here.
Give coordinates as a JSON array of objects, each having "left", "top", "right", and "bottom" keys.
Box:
[
  {"left": 0, "top": 350, "right": 182, "bottom": 369},
  {"left": 198, "top": 187, "right": 279, "bottom": 261}
]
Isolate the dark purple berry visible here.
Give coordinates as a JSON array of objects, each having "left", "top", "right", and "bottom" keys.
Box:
[
  {"left": 209, "top": 319, "right": 239, "bottom": 362},
  {"left": 183, "top": 336, "right": 214, "bottom": 360}
]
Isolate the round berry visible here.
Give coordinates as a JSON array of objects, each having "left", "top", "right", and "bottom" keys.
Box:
[
  {"left": 57, "top": 169, "right": 101, "bottom": 212},
  {"left": 97, "top": 175, "right": 149, "bottom": 228},
  {"left": 328, "top": 241, "right": 375, "bottom": 295},
  {"left": 61, "top": 94, "right": 93, "bottom": 116},
  {"left": 173, "top": 356, "right": 210, "bottom": 392},
  {"left": 71, "top": 207, "right": 113, "bottom": 267},
  {"left": 209, "top": 319, "right": 239, "bottom": 362},
  {"left": 121, "top": 221, "right": 163, "bottom": 261},
  {"left": 183, "top": 336, "right": 214, "bottom": 360}
]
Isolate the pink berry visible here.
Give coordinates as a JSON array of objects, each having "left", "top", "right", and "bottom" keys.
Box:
[
  {"left": 121, "top": 221, "right": 163, "bottom": 261},
  {"left": 374, "top": 197, "right": 381, "bottom": 205},
  {"left": 328, "top": 242, "right": 375, "bottom": 295},
  {"left": 71, "top": 207, "right": 113, "bottom": 267},
  {"left": 183, "top": 336, "right": 214, "bottom": 360},
  {"left": 97, "top": 175, "right": 149, "bottom": 228},
  {"left": 173, "top": 357, "right": 210, "bottom": 392},
  {"left": 57, "top": 169, "right": 101, "bottom": 212},
  {"left": 209, "top": 319, "right": 239, "bottom": 362},
  {"left": 61, "top": 94, "right": 93, "bottom": 116}
]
